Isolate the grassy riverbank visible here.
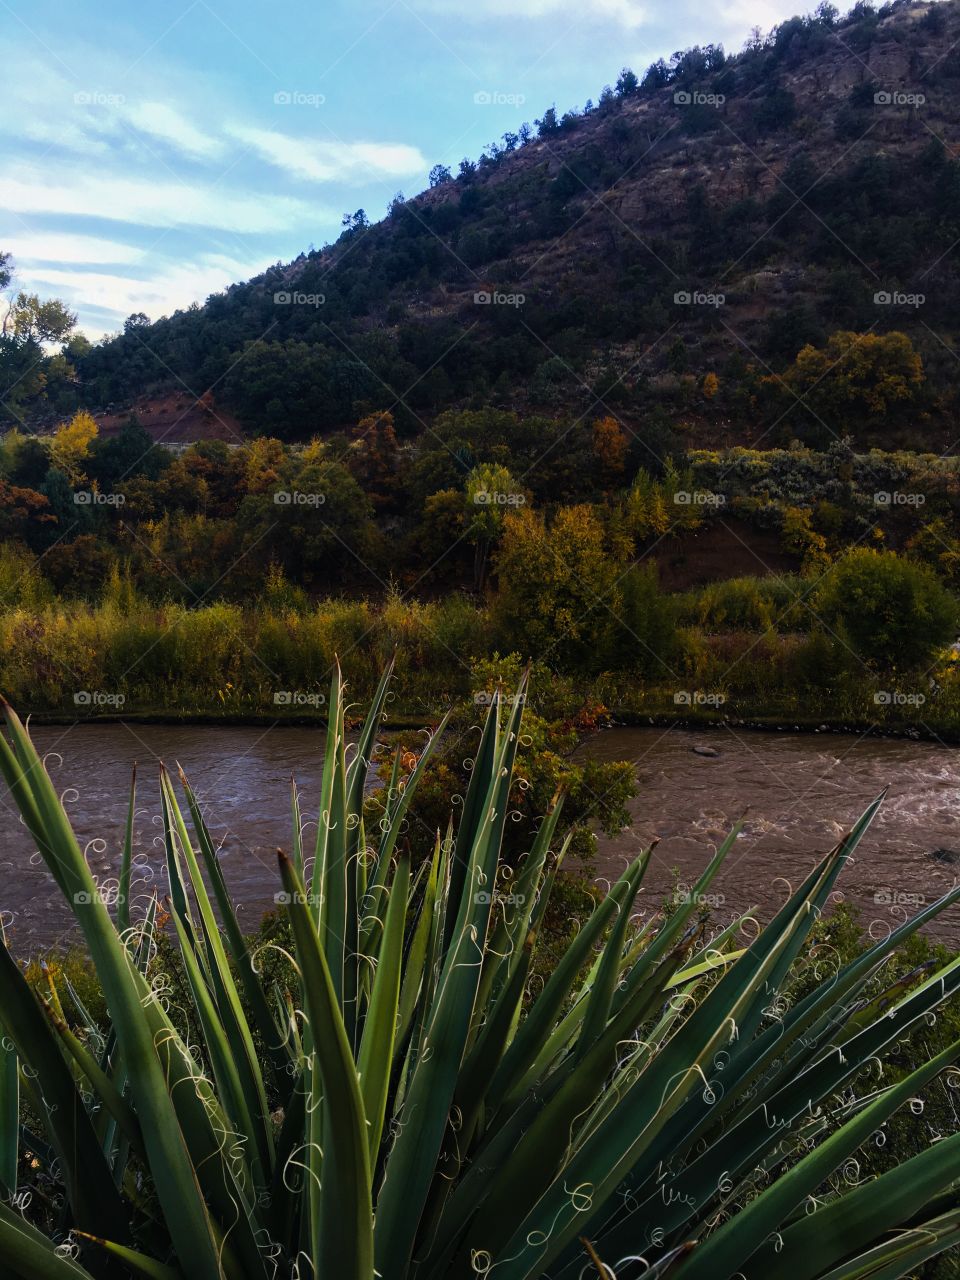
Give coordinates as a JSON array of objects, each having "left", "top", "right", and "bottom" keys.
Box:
[{"left": 3, "top": 590, "right": 958, "bottom": 740}]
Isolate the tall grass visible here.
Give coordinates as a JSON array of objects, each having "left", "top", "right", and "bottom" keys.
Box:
[{"left": 0, "top": 580, "right": 958, "bottom": 731}]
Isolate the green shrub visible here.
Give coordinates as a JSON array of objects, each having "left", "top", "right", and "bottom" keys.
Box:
[{"left": 815, "top": 548, "right": 957, "bottom": 670}]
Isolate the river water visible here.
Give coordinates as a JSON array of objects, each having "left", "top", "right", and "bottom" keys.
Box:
[{"left": 2, "top": 722, "right": 959, "bottom": 951}]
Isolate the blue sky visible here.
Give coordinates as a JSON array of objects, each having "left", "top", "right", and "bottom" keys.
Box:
[{"left": 3, "top": 0, "right": 818, "bottom": 339}]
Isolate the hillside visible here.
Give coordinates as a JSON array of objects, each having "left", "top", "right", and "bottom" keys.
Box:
[{"left": 17, "top": 0, "right": 960, "bottom": 452}]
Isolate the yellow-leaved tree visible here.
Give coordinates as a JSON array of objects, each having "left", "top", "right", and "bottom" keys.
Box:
[
  {"left": 774, "top": 330, "right": 923, "bottom": 433},
  {"left": 48, "top": 410, "right": 98, "bottom": 483}
]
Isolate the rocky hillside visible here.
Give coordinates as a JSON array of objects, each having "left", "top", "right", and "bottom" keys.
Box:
[{"left": 41, "top": 0, "right": 960, "bottom": 449}]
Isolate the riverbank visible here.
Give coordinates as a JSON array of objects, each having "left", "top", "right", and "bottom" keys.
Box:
[
  {"left": 2, "top": 592, "right": 959, "bottom": 743},
  {"left": 610, "top": 708, "right": 946, "bottom": 743},
  {"left": 22, "top": 699, "right": 953, "bottom": 746}
]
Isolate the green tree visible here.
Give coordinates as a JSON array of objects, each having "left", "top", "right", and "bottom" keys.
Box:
[
  {"left": 605, "top": 563, "right": 678, "bottom": 678},
  {"left": 465, "top": 462, "right": 522, "bottom": 591},
  {"left": 815, "top": 548, "right": 956, "bottom": 670},
  {"left": 0, "top": 259, "right": 77, "bottom": 417}
]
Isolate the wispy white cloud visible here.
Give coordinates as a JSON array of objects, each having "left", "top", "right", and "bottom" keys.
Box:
[
  {"left": 3, "top": 164, "right": 319, "bottom": 234},
  {"left": 126, "top": 101, "right": 224, "bottom": 160},
  {"left": 28, "top": 253, "right": 276, "bottom": 336},
  {"left": 227, "top": 124, "right": 427, "bottom": 183},
  {"left": 6, "top": 232, "right": 145, "bottom": 266},
  {"left": 414, "top": 0, "right": 648, "bottom": 28},
  {"left": 414, "top": 0, "right": 804, "bottom": 38}
]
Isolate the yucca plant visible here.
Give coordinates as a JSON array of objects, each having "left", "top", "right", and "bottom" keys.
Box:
[{"left": 0, "top": 664, "right": 959, "bottom": 1279}]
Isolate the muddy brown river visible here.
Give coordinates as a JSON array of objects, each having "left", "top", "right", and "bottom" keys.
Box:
[{"left": 2, "top": 722, "right": 959, "bottom": 951}]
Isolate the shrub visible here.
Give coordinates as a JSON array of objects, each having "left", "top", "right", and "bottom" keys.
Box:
[{"left": 815, "top": 547, "right": 957, "bottom": 670}]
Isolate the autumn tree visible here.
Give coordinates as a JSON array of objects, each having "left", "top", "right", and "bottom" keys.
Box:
[
  {"left": 48, "top": 410, "right": 98, "bottom": 483},
  {"left": 0, "top": 479, "right": 54, "bottom": 539},
  {"left": 492, "top": 504, "right": 620, "bottom": 668},
  {"left": 775, "top": 331, "right": 924, "bottom": 439},
  {"left": 347, "top": 411, "right": 401, "bottom": 512},
  {"left": 243, "top": 436, "right": 287, "bottom": 495},
  {"left": 592, "top": 415, "right": 629, "bottom": 486}
]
